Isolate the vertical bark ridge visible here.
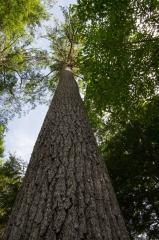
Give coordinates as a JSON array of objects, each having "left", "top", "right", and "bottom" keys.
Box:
[{"left": 2, "top": 64, "right": 130, "bottom": 240}]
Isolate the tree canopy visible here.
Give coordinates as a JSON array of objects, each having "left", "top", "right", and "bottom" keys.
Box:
[
  {"left": 74, "top": 0, "right": 159, "bottom": 238},
  {"left": 0, "top": 0, "right": 54, "bottom": 127},
  {"left": 0, "top": 0, "right": 49, "bottom": 35},
  {"left": 76, "top": 0, "right": 159, "bottom": 120}
]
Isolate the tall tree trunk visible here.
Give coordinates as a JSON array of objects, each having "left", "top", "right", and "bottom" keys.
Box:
[{"left": 2, "top": 64, "right": 130, "bottom": 240}]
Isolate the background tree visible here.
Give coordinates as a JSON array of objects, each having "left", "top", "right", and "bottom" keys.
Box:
[
  {"left": 76, "top": 0, "right": 159, "bottom": 120},
  {"left": 0, "top": 154, "right": 27, "bottom": 238},
  {"left": 0, "top": 0, "right": 55, "bottom": 128},
  {"left": 97, "top": 97, "right": 159, "bottom": 239},
  {"left": 74, "top": 0, "right": 159, "bottom": 238}
]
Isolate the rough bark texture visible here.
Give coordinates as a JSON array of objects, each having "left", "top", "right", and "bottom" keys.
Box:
[{"left": 2, "top": 64, "right": 130, "bottom": 240}]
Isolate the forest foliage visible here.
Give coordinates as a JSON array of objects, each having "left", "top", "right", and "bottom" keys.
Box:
[
  {"left": 0, "top": 0, "right": 159, "bottom": 239},
  {"left": 75, "top": 0, "right": 159, "bottom": 238},
  {"left": 0, "top": 0, "right": 54, "bottom": 127},
  {"left": 0, "top": 154, "right": 27, "bottom": 238}
]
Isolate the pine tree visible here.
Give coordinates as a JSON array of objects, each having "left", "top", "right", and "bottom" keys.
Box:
[{"left": 2, "top": 10, "right": 130, "bottom": 240}]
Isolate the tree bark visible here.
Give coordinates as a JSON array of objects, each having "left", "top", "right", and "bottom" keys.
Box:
[{"left": 2, "top": 64, "right": 130, "bottom": 240}]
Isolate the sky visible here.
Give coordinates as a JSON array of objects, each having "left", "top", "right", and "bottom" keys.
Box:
[{"left": 4, "top": 0, "right": 77, "bottom": 162}]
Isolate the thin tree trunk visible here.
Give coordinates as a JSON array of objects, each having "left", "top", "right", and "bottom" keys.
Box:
[{"left": 2, "top": 64, "right": 130, "bottom": 240}]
